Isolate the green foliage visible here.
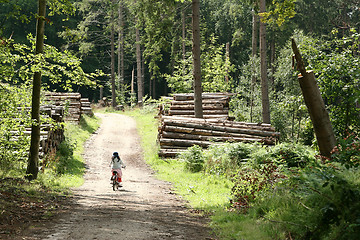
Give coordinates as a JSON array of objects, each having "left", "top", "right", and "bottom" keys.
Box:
[
  {"left": 331, "top": 132, "right": 360, "bottom": 168},
  {"left": 137, "top": 0, "right": 177, "bottom": 79},
  {"left": 230, "top": 55, "right": 262, "bottom": 123},
  {"left": 260, "top": 0, "right": 296, "bottom": 27},
  {"left": 1, "top": 34, "right": 100, "bottom": 90},
  {"left": 204, "top": 142, "right": 257, "bottom": 176},
  {"left": 48, "top": 0, "right": 76, "bottom": 17},
  {"left": 165, "top": 35, "right": 234, "bottom": 93},
  {"left": 0, "top": 84, "right": 32, "bottom": 172},
  {"left": 164, "top": 55, "right": 193, "bottom": 93},
  {"left": 283, "top": 30, "right": 360, "bottom": 138},
  {"left": 253, "top": 164, "right": 360, "bottom": 240},
  {"left": 204, "top": 142, "right": 315, "bottom": 176},
  {"left": 270, "top": 143, "right": 315, "bottom": 168},
  {"left": 180, "top": 145, "right": 205, "bottom": 173},
  {"left": 231, "top": 161, "right": 286, "bottom": 213},
  {"left": 54, "top": 138, "right": 75, "bottom": 174},
  {"left": 234, "top": 29, "right": 360, "bottom": 144},
  {"left": 309, "top": 30, "right": 360, "bottom": 136}
]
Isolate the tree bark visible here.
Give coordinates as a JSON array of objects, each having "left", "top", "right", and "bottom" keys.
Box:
[
  {"left": 259, "top": 0, "right": 270, "bottom": 123},
  {"left": 182, "top": 8, "right": 186, "bottom": 62},
  {"left": 270, "top": 38, "right": 275, "bottom": 85},
  {"left": 291, "top": 39, "right": 336, "bottom": 158},
  {"left": 26, "top": 0, "right": 46, "bottom": 181},
  {"left": 225, "top": 42, "right": 230, "bottom": 83},
  {"left": 250, "top": 8, "right": 258, "bottom": 122},
  {"left": 131, "top": 66, "right": 135, "bottom": 93},
  {"left": 136, "top": 22, "right": 143, "bottom": 104},
  {"left": 100, "top": 86, "right": 103, "bottom": 100},
  {"left": 192, "top": 0, "right": 203, "bottom": 118},
  {"left": 118, "top": 0, "right": 124, "bottom": 94},
  {"left": 110, "top": 0, "right": 116, "bottom": 108}
]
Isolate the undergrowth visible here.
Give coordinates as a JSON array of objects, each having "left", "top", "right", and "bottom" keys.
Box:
[
  {"left": 0, "top": 114, "right": 100, "bottom": 236},
  {"left": 126, "top": 106, "right": 360, "bottom": 239},
  {"left": 40, "top": 114, "right": 100, "bottom": 189}
]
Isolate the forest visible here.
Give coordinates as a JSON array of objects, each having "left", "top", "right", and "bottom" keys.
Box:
[{"left": 1, "top": 0, "right": 360, "bottom": 239}]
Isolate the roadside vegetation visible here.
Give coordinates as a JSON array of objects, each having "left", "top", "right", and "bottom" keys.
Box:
[
  {"left": 0, "top": 114, "right": 100, "bottom": 235},
  {"left": 126, "top": 106, "right": 360, "bottom": 240}
]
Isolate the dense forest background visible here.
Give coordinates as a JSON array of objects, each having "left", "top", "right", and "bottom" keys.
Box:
[{"left": 1, "top": 0, "right": 359, "bottom": 144}]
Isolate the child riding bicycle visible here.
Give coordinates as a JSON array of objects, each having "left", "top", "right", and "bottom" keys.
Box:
[{"left": 109, "top": 152, "right": 126, "bottom": 186}]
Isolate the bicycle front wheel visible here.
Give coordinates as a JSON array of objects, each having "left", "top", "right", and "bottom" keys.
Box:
[{"left": 112, "top": 179, "right": 117, "bottom": 191}]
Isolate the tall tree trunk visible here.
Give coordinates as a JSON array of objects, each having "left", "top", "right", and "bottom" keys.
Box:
[
  {"left": 136, "top": 25, "right": 143, "bottom": 104},
  {"left": 149, "top": 71, "right": 153, "bottom": 98},
  {"left": 100, "top": 86, "right": 103, "bottom": 100},
  {"left": 291, "top": 39, "right": 336, "bottom": 158},
  {"left": 182, "top": 8, "right": 187, "bottom": 79},
  {"left": 259, "top": 0, "right": 270, "bottom": 123},
  {"left": 152, "top": 75, "right": 156, "bottom": 98},
  {"left": 118, "top": 0, "right": 124, "bottom": 95},
  {"left": 225, "top": 42, "right": 230, "bottom": 83},
  {"left": 141, "top": 45, "right": 145, "bottom": 96},
  {"left": 131, "top": 66, "right": 135, "bottom": 93},
  {"left": 26, "top": 0, "right": 46, "bottom": 181},
  {"left": 110, "top": 0, "right": 116, "bottom": 108},
  {"left": 250, "top": 8, "right": 258, "bottom": 122},
  {"left": 182, "top": 8, "right": 186, "bottom": 62},
  {"left": 251, "top": 8, "right": 258, "bottom": 57},
  {"left": 270, "top": 38, "right": 275, "bottom": 85},
  {"left": 192, "top": 0, "right": 203, "bottom": 118}
]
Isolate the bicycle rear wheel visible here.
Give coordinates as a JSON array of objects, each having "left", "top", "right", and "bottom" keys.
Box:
[{"left": 112, "top": 178, "right": 117, "bottom": 191}]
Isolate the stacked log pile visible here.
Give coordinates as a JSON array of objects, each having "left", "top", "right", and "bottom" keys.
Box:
[
  {"left": 158, "top": 116, "right": 280, "bottom": 158},
  {"left": 160, "top": 93, "right": 232, "bottom": 119},
  {"left": 44, "top": 92, "right": 82, "bottom": 122},
  {"left": 80, "top": 98, "right": 93, "bottom": 116},
  {"left": 38, "top": 105, "right": 65, "bottom": 157},
  {"left": 10, "top": 105, "right": 65, "bottom": 159}
]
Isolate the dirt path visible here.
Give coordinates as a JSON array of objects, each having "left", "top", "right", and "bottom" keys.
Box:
[{"left": 35, "top": 113, "right": 215, "bottom": 240}]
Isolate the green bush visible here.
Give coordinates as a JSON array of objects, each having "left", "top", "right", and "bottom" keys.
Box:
[
  {"left": 252, "top": 163, "right": 360, "bottom": 240},
  {"left": 180, "top": 145, "right": 205, "bottom": 173},
  {"left": 270, "top": 143, "right": 315, "bottom": 168},
  {"left": 230, "top": 161, "right": 287, "bottom": 213},
  {"left": 204, "top": 142, "right": 260, "bottom": 176},
  {"left": 331, "top": 132, "right": 360, "bottom": 168}
]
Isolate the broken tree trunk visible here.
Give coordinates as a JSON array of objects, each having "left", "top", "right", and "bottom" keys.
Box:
[{"left": 291, "top": 39, "right": 336, "bottom": 158}]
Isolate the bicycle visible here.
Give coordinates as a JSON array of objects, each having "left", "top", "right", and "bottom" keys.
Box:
[{"left": 111, "top": 170, "right": 121, "bottom": 191}]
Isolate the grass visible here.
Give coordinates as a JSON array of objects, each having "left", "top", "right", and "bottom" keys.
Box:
[
  {"left": 210, "top": 211, "right": 273, "bottom": 240},
  {"left": 39, "top": 114, "right": 101, "bottom": 189}
]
